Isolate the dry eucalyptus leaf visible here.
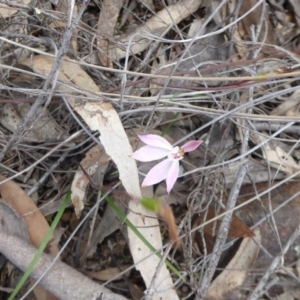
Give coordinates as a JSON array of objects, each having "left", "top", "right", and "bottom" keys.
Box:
[
  {"left": 288, "top": 0, "right": 300, "bottom": 28},
  {"left": 87, "top": 201, "right": 126, "bottom": 257},
  {"left": 0, "top": 0, "right": 31, "bottom": 18},
  {"left": 0, "top": 200, "right": 29, "bottom": 241},
  {"left": 251, "top": 132, "right": 300, "bottom": 175},
  {"left": 49, "top": 0, "right": 79, "bottom": 52},
  {"left": 97, "top": 0, "right": 123, "bottom": 67},
  {"left": 271, "top": 98, "right": 300, "bottom": 117},
  {"left": 0, "top": 104, "right": 29, "bottom": 136},
  {"left": 110, "top": 0, "right": 202, "bottom": 60},
  {"left": 155, "top": 23, "right": 228, "bottom": 92},
  {"left": 128, "top": 283, "right": 145, "bottom": 300},
  {"left": 84, "top": 265, "right": 131, "bottom": 281},
  {"left": 71, "top": 145, "right": 111, "bottom": 217},
  {"left": 192, "top": 207, "right": 255, "bottom": 254},
  {"left": 0, "top": 175, "right": 59, "bottom": 255},
  {"left": 188, "top": 18, "right": 204, "bottom": 38},
  {"left": 207, "top": 228, "right": 261, "bottom": 300},
  {"left": 276, "top": 260, "right": 300, "bottom": 300},
  {"left": 158, "top": 203, "right": 180, "bottom": 247},
  {"left": 0, "top": 103, "right": 68, "bottom": 142},
  {"left": 237, "top": 180, "right": 300, "bottom": 269},
  {"left": 239, "top": 0, "right": 276, "bottom": 55},
  {"left": 75, "top": 106, "right": 179, "bottom": 297},
  {"left": 220, "top": 160, "right": 286, "bottom": 189},
  {"left": 274, "top": 290, "right": 297, "bottom": 300},
  {"left": 195, "top": 208, "right": 255, "bottom": 238},
  {"left": 266, "top": 145, "right": 300, "bottom": 174},
  {"left": 0, "top": 175, "right": 60, "bottom": 300}
]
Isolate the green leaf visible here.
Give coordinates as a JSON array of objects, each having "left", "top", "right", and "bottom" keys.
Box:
[{"left": 141, "top": 197, "right": 161, "bottom": 212}]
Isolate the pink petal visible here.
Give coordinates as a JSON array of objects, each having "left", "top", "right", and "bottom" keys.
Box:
[
  {"left": 142, "top": 159, "right": 173, "bottom": 186},
  {"left": 138, "top": 134, "right": 173, "bottom": 151},
  {"left": 166, "top": 161, "right": 180, "bottom": 193},
  {"left": 131, "top": 146, "right": 170, "bottom": 162},
  {"left": 181, "top": 140, "right": 203, "bottom": 152}
]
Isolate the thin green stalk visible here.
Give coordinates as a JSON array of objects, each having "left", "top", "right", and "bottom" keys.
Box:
[
  {"left": 105, "top": 195, "right": 185, "bottom": 281},
  {"left": 9, "top": 191, "right": 71, "bottom": 300}
]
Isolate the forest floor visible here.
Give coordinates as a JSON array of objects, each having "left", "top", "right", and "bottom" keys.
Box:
[{"left": 1, "top": 0, "right": 300, "bottom": 299}]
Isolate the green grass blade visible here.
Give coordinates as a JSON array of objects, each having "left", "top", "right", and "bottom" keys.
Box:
[{"left": 9, "top": 191, "right": 71, "bottom": 300}]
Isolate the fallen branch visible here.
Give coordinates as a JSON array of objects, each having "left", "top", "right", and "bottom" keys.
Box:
[{"left": 0, "top": 232, "right": 128, "bottom": 300}]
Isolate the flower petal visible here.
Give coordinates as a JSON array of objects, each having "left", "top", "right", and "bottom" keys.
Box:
[
  {"left": 181, "top": 140, "right": 203, "bottom": 152},
  {"left": 166, "top": 161, "right": 179, "bottom": 193},
  {"left": 131, "top": 146, "right": 169, "bottom": 162},
  {"left": 138, "top": 134, "right": 173, "bottom": 150},
  {"left": 142, "top": 159, "right": 173, "bottom": 186}
]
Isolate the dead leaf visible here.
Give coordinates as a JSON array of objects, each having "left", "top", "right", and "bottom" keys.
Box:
[
  {"left": 97, "top": 0, "right": 123, "bottom": 67},
  {"left": 237, "top": 180, "right": 300, "bottom": 272},
  {"left": 128, "top": 283, "right": 145, "bottom": 300},
  {"left": 71, "top": 145, "right": 111, "bottom": 217},
  {"left": 110, "top": 0, "right": 202, "bottom": 60},
  {"left": 195, "top": 207, "right": 255, "bottom": 238},
  {"left": 271, "top": 98, "right": 300, "bottom": 117},
  {"left": 84, "top": 265, "right": 130, "bottom": 281},
  {"left": 0, "top": 103, "right": 68, "bottom": 142},
  {"left": 271, "top": 89, "right": 300, "bottom": 117},
  {"left": 219, "top": 159, "right": 285, "bottom": 189},
  {"left": 193, "top": 207, "right": 255, "bottom": 254},
  {"left": 239, "top": 0, "right": 276, "bottom": 56},
  {"left": 87, "top": 199, "right": 126, "bottom": 257},
  {"left": 0, "top": 200, "right": 29, "bottom": 241},
  {"left": 207, "top": 228, "right": 261, "bottom": 300},
  {"left": 0, "top": 175, "right": 59, "bottom": 255},
  {"left": 250, "top": 132, "right": 300, "bottom": 175},
  {"left": 288, "top": 0, "right": 300, "bottom": 28},
  {"left": 0, "top": 1, "right": 31, "bottom": 18},
  {"left": 0, "top": 175, "right": 60, "bottom": 300},
  {"left": 49, "top": 1, "right": 79, "bottom": 52},
  {"left": 158, "top": 204, "right": 181, "bottom": 248},
  {"left": 276, "top": 258, "right": 300, "bottom": 299},
  {"left": 0, "top": 202, "right": 53, "bottom": 299}
]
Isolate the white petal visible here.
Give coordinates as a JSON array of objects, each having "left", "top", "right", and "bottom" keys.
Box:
[
  {"left": 166, "top": 161, "right": 179, "bottom": 193},
  {"left": 138, "top": 134, "right": 173, "bottom": 150},
  {"left": 142, "top": 159, "right": 173, "bottom": 186},
  {"left": 131, "top": 146, "right": 169, "bottom": 162}
]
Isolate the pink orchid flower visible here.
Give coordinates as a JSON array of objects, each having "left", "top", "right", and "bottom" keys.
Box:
[{"left": 131, "top": 134, "right": 202, "bottom": 193}]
